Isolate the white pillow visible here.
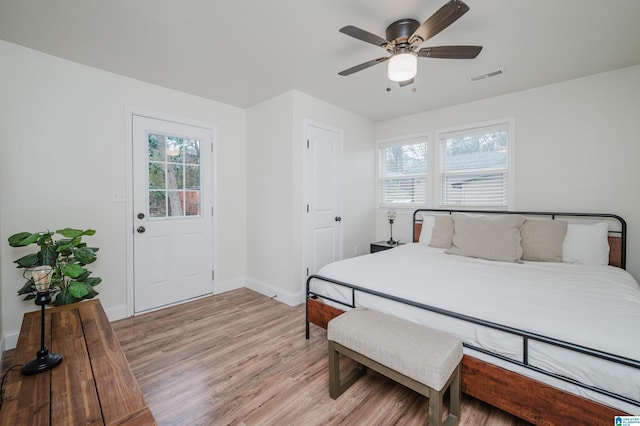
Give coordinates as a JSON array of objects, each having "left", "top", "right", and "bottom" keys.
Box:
[
  {"left": 419, "top": 214, "right": 435, "bottom": 244},
  {"left": 562, "top": 222, "right": 610, "bottom": 265}
]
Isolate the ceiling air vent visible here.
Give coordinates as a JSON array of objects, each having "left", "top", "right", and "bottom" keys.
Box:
[{"left": 470, "top": 68, "right": 505, "bottom": 82}]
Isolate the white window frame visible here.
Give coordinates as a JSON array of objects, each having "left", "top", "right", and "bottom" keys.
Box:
[
  {"left": 435, "top": 117, "right": 515, "bottom": 210},
  {"left": 375, "top": 118, "right": 515, "bottom": 210},
  {"left": 376, "top": 134, "right": 429, "bottom": 209}
]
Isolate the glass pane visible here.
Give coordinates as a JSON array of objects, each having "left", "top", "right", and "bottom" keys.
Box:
[
  {"left": 149, "top": 191, "right": 166, "bottom": 217},
  {"left": 382, "top": 143, "right": 427, "bottom": 176},
  {"left": 167, "top": 164, "right": 184, "bottom": 190},
  {"left": 379, "top": 141, "right": 427, "bottom": 205},
  {"left": 147, "top": 132, "right": 202, "bottom": 218},
  {"left": 443, "top": 130, "right": 507, "bottom": 171},
  {"left": 167, "top": 191, "right": 184, "bottom": 217},
  {"left": 185, "top": 165, "right": 200, "bottom": 189},
  {"left": 184, "top": 139, "right": 200, "bottom": 165},
  {"left": 184, "top": 191, "right": 200, "bottom": 216},
  {"left": 149, "top": 162, "right": 165, "bottom": 189},
  {"left": 166, "top": 137, "right": 183, "bottom": 163},
  {"left": 148, "top": 134, "right": 165, "bottom": 161}
]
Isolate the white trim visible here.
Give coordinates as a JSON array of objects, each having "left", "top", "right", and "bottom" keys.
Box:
[
  {"left": 124, "top": 107, "right": 218, "bottom": 317},
  {"left": 104, "top": 303, "right": 128, "bottom": 322},
  {"left": 245, "top": 278, "right": 305, "bottom": 306},
  {"left": 434, "top": 116, "right": 515, "bottom": 210},
  {"left": 2, "top": 330, "right": 19, "bottom": 351},
  {"left": 376, "top": 132, "right": 431, "bottom": 209},
  {"left": 214, "top": 277, "right": 245, "bottom": 294},
  {"left": 302, "top": 119, "right": 344, "bottom": 293}
]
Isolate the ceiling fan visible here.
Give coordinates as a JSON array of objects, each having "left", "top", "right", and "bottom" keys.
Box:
[{"left": 338, "top": 0, "right": 482, "bottom": 87}]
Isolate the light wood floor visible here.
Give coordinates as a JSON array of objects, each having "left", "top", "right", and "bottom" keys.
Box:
[{"left": 3, "top": 289, "right": 532, "bottom": 425}]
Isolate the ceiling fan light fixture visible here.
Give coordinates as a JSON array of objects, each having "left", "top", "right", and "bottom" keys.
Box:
[{"left": 387, "top": 53, "right": 417, "bottom": 82}]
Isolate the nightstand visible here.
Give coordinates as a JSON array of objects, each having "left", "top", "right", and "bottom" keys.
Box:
[{"left": 370, "top": 241, "right": 403, "bottom": 253}]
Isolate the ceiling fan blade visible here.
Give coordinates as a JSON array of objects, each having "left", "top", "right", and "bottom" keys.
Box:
[
  {"left": 418, "top": 45, "right": 482, "bottom": 59},
  {"left": 340, "top": 25, "right": 390, "bottom": 48},
  {"left": 399, "top": 78, "right": 414, "bottom": 87},
  {"left": 338, "top": 57, "right": 389, "bottom": 76},
  {"left": 409, "top": 0, "right": 470, "bottom": 45}
]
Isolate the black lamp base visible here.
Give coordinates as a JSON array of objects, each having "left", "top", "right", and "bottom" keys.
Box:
[{"left": 21, "top": 352, "right": 63, "bottom": 375}]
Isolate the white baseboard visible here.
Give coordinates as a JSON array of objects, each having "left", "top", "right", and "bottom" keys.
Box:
[
  {"left": 3, "top": 329, "right": 20, "bottom": 351},
  {"left": 245, "top": 278, "right": 305, "bottom": 306},
  {"left": 214, "top": 278, "right": 245, "bottom": 294},
  {"left": 104, "top": 303, "right": 127, "bottom": 322}
]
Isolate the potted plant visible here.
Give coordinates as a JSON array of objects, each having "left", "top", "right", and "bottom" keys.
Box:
[{"left": 8, "top": 228, "right": 102, "bottom": 305}]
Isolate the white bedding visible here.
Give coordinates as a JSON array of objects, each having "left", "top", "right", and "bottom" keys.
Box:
[{"left": 310, "top": 243, "right": 640, "bottom": 413}]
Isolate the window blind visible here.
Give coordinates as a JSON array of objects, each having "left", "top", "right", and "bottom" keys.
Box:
[
  {"left": 439, "top": 123, "right": 509, "bottom": 208},
  {"left": 378, "top": 137, "right": 427, "bottom": 206}
]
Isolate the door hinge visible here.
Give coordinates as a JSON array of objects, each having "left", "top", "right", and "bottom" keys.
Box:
[
  {"left": 306, "top": 204, "right": 309, "bottom": 213},
  {"left": 306, "top": 139, "right": 309, "bottom": 149},
  {"left": 212, "top": 206, "right": 214, "bottom": 216},
  {"left": 212, "top": 270, "right": 215, "bottom": 280},
  {"left": 306, "top": 267, "right": 309, "bottom": 277},
  {"left": 211, "top": 142, "right": 214, "bottom": 152}
]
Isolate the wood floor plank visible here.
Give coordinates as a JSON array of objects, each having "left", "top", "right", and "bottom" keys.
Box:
[
  {"left": 4, "top": 289, "right": 531, "bottom": 425},
  {"left": 109, "top": 289, "right": 532, "bottom": 426}
]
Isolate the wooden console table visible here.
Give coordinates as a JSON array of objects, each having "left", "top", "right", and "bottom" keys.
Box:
[{"left": 0, "top": 299, "right": 155, "bottom": 425}]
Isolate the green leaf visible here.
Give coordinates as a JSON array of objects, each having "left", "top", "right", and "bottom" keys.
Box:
[
  {"left": 75, "top": 270, "right": 91, "bottom": 281},
  {"left": 74, "top": 247, "right": 97, "bottom": 264},
  {"left": 68, "top": 281, "right": 89, "bottom": 298},
  {"left": 8, "top": 232, "right": 40, "bottom": 247},
  {"left": 17, "top": 279, "right": 36, "bottom": 295},
  {"left": 14, "top": 253, "right": 39, "bottom": 268},
  {"left": 38, "top": 246, "right": 57, "bottom": 266},
  {"left": 82, "top": 285, "right": 99, "bottom": 300},
  {"left": 53, "top": 287, "right": 74, "bottom": 306},
  {"left": 56, "top": 228, "right": 84, "bottom": 238},
  {"left": 62, "top": 264, "right": 86, "bottom": 278},
  {"left": 86, "top": 277, "right": 102, "bottom": 287}
]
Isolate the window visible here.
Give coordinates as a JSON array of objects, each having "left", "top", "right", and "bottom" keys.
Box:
[
  {"left": 438, "top": 122, "right": 511, "bottom": 209},
  {"left": 376, "top": 118, "right": 513, "bottom": 210},
  {"left": 377, "top": 136, "right": 428, "bottom": 207},
  {"left": 148, "top": 133, "right": 202, "bottom": 218}
]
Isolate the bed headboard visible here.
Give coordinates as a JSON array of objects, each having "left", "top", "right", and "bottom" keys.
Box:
[{"left": 412, "top": 209, "right": 627, "bottom": 269}]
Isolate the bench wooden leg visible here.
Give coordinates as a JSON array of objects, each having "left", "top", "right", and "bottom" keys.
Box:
[
  {"left": 328, "top": 340, "right": 365, "bottom": 399},
  {"left": 429, "top": 365, "right": 461, "bottom": 426},
  {"left": 449, "top": 366, "right": 461, "bottom": 421}
]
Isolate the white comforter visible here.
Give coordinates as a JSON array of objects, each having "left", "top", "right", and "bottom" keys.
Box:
[{"left": 311, "top": 243, "right": 640, "bottom": 412}]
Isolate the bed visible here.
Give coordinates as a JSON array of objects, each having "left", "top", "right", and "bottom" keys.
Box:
[{"left": 305, "top": 209, "right": 640, "bottom": 425}]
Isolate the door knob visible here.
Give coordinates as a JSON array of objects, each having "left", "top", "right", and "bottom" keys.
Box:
[
  {"left": 335, "top": 216, "right": 342, "bottom": 222},
  {"left": 136, "top": 226, "right": 146, "bottom": 233}
]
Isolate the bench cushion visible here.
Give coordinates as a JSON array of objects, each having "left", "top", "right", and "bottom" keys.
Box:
[{"left": 328, "top": 308, "right": 463, "bottom": 391}]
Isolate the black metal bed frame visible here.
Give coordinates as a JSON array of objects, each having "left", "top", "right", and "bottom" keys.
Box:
[{"left": 305, "top": 209, "right": 639, "bottom": 408}]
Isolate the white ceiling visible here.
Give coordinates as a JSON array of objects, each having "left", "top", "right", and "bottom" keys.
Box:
[{"left": 2, "top": 0, "right": 640, "bottom": 121}]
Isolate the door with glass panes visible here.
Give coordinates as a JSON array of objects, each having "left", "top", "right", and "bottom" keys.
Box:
[{"left": 132, "top": 115, "right": 213, "bottom": 313}]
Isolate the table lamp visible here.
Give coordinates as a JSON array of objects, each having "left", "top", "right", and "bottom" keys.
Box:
[
  {"left": 387, "top": 209, "right": 397, "bottom": 245},
  {"left": 21, "top": 265, "right": 63, "bottom": 375}
]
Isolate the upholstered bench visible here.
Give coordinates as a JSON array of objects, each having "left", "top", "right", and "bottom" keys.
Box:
[{"left": 327, "top": 308, "right": 463, "bottom": 426}]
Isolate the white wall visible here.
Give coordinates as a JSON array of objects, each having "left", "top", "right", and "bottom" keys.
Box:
[
  {"left": 245, "top": 92, "right": 296, "bottom": 301},
  {"left": 375, "top": 65, "right": 640, "bottom": 282},
  {"left": 0, "top": 41, "right": 247, "bottom": 349},
  {"left": 246, "top": 90, "right": 375, "bottom": 303}
]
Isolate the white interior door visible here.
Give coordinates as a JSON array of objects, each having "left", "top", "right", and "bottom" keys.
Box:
[
  {"left": 304, "top": 122, "right": 343, "bottom": 278},
  {"left": 132, "top": 115, "right": 213, "bottom": 313}
]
